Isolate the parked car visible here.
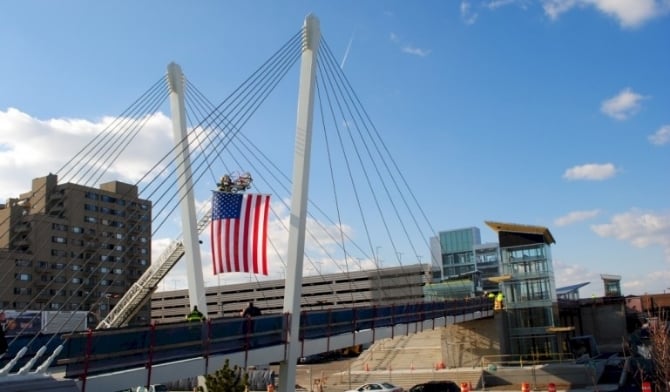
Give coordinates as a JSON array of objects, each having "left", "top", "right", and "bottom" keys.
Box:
[
  {"left": 408, "top": 381, "right": 461, "bottom": 392},
  {"left": 298, "top": 353, "right": 327, "bottom": 364},
  {"left": 345, "top": 381, "right": 404, "bottom": 392},
  {"left": 134, "top": 384, "right": 169, "bottom": 392}
]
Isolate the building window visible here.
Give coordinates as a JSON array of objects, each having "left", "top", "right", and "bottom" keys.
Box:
[
  {"left": 84, "top": 216, "right": 97, "bottom": 223},
  {"left": 84, "top": 204, "right": 99, "bottom": 212},
  {"left": 16, "top": 273, "right": 31, "bottom": 281},
  {"left": 85, "top": 191, "right": 99, "bottom": 200},
  {"left": 14, "top": 287, "right": 32, "bottom": 295},
  {"left": 15, "top": 259, "right": 32, "bottom": 267},
  {"left": 52, "top": 223, "right": 68, "bottom": 231},
  {"left": 72, "top": 226, "right": 84, "bottom": 233},
  {"left": 51, "top": 249, "right": 67, "bottom": 257},
  {"left": 52, "top": 236, "right": 67, "bottom": 244},
  {"left": 72, "top": 278, "right": 82, "bottom": 284},
  {"left": 101, "top": 195, "right": 117, "bottom": 203}
]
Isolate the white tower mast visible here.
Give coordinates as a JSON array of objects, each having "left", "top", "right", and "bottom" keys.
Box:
[
  {"left": 166, "top": 63, "right": 207, "bottom": 314},
  {"left": 278, "top": 14, "right": 320, "bottom": 392}
]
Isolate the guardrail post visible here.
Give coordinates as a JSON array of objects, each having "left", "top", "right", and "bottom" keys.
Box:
[
  {"left": 326, "top": 308, "right": 332, "bottom": 353},
  {"left": 204, "top": 318, "right": 212, "bottom": 374},
  {"left": 391, "top": 304, "right": 395, "bottom": 339},
  {"left": 145, "top": 322, "right": 156, "bottom": 388},
  {"left": 372, "top": 305, "right": 376, "bottom": 342},
  {"left": 80, "top": 328, "right": 93, "bottom": 392},
  {"left": 300, "top": 310, "right": 306, "bottom": 358}
]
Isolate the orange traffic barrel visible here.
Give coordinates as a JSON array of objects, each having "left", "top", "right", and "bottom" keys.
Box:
[
  {"left": 547, "top": 383, "right": 556, "bottom": 392},
  {"left": 460, "top": 382, "right": 470, "bottom": 392},
  {"left": 521, "top": 382, "right": 530, "bottom": 392}
]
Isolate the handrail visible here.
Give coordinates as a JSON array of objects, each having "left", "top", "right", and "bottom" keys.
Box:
[{"left": 59, "top": 299, "right": 493, "bottom": 379}]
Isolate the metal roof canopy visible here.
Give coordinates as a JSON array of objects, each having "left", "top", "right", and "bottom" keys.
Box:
[
  {"left": 485, "top": 220, "right": 556, "bottom": 245},
  {"left": 556, "top": 282, "right": 590, "bottom": 296}
]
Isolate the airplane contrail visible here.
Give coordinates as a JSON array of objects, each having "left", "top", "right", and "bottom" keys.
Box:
[{"left": 340, "top": 31, "right": 355, "bottom": 69}]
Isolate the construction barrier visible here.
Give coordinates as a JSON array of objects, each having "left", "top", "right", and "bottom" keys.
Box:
[{"left": 521, "top": 382, "right": 530, "bottom": 392}]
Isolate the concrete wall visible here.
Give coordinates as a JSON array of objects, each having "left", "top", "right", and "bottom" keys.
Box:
[
  {"left": 578, "top": 301, "right": 627, "bottom": 352},
  {"left": 442, "top": 316, "right": 500, "bottom": 368}
]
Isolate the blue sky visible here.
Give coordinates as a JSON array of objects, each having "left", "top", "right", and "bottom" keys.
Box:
[{"left": 1, "top": 1, "right": 669, "bottom": 298}]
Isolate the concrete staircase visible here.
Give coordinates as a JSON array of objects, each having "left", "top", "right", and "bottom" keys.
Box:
[{"left": 327, "top": 328, "right": 483, "bottom": 391}]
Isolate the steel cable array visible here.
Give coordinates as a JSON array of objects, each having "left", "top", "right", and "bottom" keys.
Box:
[{"left": 1, "top": 24, "right": 442, "bottom": 375}]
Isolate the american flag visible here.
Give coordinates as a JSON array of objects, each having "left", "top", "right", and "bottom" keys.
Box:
[{"left": 211, "top": 191, "right": 271, "bottom": 275}]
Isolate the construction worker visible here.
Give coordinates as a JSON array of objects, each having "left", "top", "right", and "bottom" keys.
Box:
[
  {"left": 494, "top": 292, "right": 504, "bottom": 310},
  {"left": 186, "top": 306, "right": 205, "bottom": 322},
  {"left": 240, "top": 302, "right": 262, "bottom": 318}
]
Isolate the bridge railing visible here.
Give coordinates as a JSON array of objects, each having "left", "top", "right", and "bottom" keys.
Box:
[{"left": 56, "top": 298, "right": 492, "bottom": 380}]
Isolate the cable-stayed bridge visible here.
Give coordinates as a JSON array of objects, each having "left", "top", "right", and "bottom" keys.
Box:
[{"left": 0, "top": 14, "right": 491, "bottom": 391}]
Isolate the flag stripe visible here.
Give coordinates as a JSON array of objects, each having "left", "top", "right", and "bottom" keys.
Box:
[{"left": 210, "top": 192, "right": 270, "bottom": 276}]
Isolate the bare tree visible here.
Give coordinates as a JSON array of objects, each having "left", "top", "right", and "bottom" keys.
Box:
[{"left": 648, "top": 313, "right": 670, "bottom": 392}]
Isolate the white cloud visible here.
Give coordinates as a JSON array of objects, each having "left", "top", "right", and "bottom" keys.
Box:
[
  {"left": 553, "top": 260, "right": 595, "bottom": 283},
  {"left": 562, "top": 163, "right": 617, "bottom": 181},
  {"left": 389, "top": 32, "right": 431, "bottom": 57},
  {"left": 486, "top": 0, "right": 527, "bottom": 10},
  {"left": 0, "top": 108, "right": 174, "bottom": 201},
  {"left": 461, "top": 1, "right": 479, "bottom": 24},
  {"left": 622, "top": 270, "right": 670, "bottom": 295},
  {"left": 542, "top": 0, "right": 669, "bottom": 28},
  {"left": 591, "top": 209, "right": 670, "bottom": 261},
  {"left": 543, "top": 0, "right": 580, "bottom": 20},
  {"left": 554, "top": 209, "right": 601, "bottom": 226},
  {"left": 600, "top": 88, "right": 646, "bottom": 120},
  {"left": 648, "top": 124, "right": 670, "bottom": 145},
  {"left": 402, "top": 46, "right": 431, "bottom": 57}
]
